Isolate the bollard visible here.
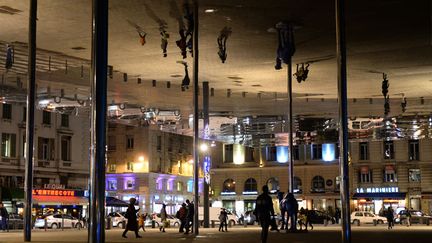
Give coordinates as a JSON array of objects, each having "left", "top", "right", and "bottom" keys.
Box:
[
  {"left": 211, "top": 220, "right": 215, "bottom": 228},
  {"left": 44, "top": 218, "right": 48, "bottom": 231},
  {"left": 151, "top": 220, "right": 155, "bottom": 228},
  {"left": 244, "top": 219, "right": 247, "bottom": 228}
]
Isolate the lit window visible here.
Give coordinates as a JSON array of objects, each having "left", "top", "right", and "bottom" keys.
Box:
[
  {"left": 176, "top": 181, "right": 183, "bottom": 191},
  {"left": 107, "top": 179, "right": 117, "bottom": 190},
  {"left": 223, "top": 178, "right": 236, "bottom": 192},
  {"left": 409, "top": 169, "right": 421, "bottom": 182},
  {"left": 358, "top": 167, "right": 372, "bottom": 183},
  {"left": 1, "top": 133, "right": 16, "bottom": 157},
  {"left": 383, "top": 165, "right": 397, "bottom": 182},
  {"left": 125, "top": 178, "right": 135, "bottom": 190},
  {"left": 187, "top": 180, "right": 193, "bottom": 192}
]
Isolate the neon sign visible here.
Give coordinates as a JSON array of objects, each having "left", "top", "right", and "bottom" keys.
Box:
[
  {"left": 355, "top": 187, "right": 399, "bottom": 193},
  {"left": 32, "top": 189, "right": 75, "bottom": 196},
  {"left": 203, "top": 156, "right": 211, "bottom": 184}
]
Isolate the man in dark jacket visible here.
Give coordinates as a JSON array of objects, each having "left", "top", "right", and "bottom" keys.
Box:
[
  {"left": 255, "top": 185, "right": 275, "bottom": 243},
  {"left": 184, "top": 199, "right": 194, "bottom": 234},
  {"left": 286, "top": 193, "right": 298, "bottom": 231},
  {"left": 177, "top": 203, "right": 187, "bottom": 232},
  {"left": 122, "top": 198, "right": 141, "bottom": 238},
  {"left": 0, "top": 203, "right": 9, "bottom": 231}
]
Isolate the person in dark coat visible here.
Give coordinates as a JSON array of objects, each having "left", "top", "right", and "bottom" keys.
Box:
[
  {"left": 176, "top": 203, "right": 187, "bottom": 232},
  {"left": 218, "top": 208, "right": 228, "bottom": 232},
  {"left": 286, "top": 193, "right": 298, "bottom": 231},
  {"left": 0, "top": 203, "right": 9, "bottom": 231},
  {"left": 184, "top": 199, "right": 194, "bottom": 234},
  {"left": 386, "top": 206, "right": 394, "bottom": 229},
  {"left": 334, "top": 207, "right": 341, "bottom": 224},
  {"left": 255, "top": 185, "right": 275, "bottom": 243},
  {"left": 122, "top": 198, "right": 141, "bottom": 238}
]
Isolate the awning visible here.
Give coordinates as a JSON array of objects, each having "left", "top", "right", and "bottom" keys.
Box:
[
  {"left": 106, "top": 197, "right": 128, "bottom": 207},
  {"left": 352, "top": 192, "right": 406, "bottom": 200},
  {"left": 33, "top": 196, "right": 88, "bottom": 206}
]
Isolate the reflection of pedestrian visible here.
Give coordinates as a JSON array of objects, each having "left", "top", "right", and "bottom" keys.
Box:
[
  {"left": 255, "top": 185, "right": 275, "bottom": 243},
  {"left": 0, "top": 203, "right": 9, "bottom": 231},
  {"left": 122, "top": 198, "right": 141, "bottom": 238},
  {"left": 218, "top": 208, "right": 228, "bottom": 232}
]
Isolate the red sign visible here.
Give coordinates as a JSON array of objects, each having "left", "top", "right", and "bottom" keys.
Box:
[{"left": 32, "top": 189, "right": 75, "bottom": 197}]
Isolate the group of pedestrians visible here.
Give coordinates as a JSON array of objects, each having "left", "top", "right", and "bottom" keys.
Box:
[{"left": 175, "top": 199, "right": 195, "bottom": 234}]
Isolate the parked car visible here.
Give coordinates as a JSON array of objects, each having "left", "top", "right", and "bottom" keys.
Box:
[
  {"left": 107, "top": 212, "right": 127, "bottom": 228},
  {"left": 351, "top": 211, "right": 386, "bottom": 226},
  {"left": 34, "top": 214, "right": 83, "bottom": 229},
  {"left": 307, "top": 210, "right": 335, "bottom": 224},
  {"left": 395, "top": 210, "right": 431, "bottom": 225},
  {"left": 7, "top": 213, "right": 24, "bottom": 229},
  {"left": 152, "top": 213, "right": 181, "bottom": 227}
]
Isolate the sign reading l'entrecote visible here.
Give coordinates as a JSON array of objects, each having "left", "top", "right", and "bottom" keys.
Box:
[{"left": 32, "top": 189, "right": 76, "bottom": 196}]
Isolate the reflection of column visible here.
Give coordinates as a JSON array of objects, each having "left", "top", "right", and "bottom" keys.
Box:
[{"left": 202, "top": 81, "right": 210, "bottom": 228}]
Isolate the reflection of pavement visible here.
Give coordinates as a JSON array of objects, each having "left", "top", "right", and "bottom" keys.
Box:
[{"left": 0, "top": 226, "right": 431, "bottom": 242}]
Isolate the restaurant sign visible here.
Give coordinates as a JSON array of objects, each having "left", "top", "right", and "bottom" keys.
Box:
[
  {"left": 355, "top": 187, "right": 399, "bottom": 193},
  {"left": 32, "top": 189, "right": 76, "bottom": 197}
]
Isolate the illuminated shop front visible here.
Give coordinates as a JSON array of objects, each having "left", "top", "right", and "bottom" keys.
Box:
[
  {"left": 31, "top": 189, "right": 88, "bottom": 218},
  {"left": 352, "top": 187, "right": 406, "bottom": 215}
]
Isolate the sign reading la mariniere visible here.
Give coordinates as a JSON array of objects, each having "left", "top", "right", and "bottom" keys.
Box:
[
  {"left": 32, "top": 189, "right": 76, "bottom": 196},
  {"left": 355, "top": 187, "right": 399, "bottom": 193}
]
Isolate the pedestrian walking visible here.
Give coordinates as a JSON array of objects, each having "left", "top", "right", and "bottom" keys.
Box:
[
  {"left": 218, "top": 208, "right": 228, "bottom": 232},
  {"left": 404, "top": 207, "right": 411, "bottom": 227},
  {"left": 138, "top": 213, "right": 146, "bottom": 232},
  {"left": 184, "top": 199, "right": 194, "bottom": 234},
  {"left": 286, "top": 193, "right": 298, "bottom": 231},
  {"left": 386, "top": 207, "right": 394, "bottom": 229},
  {"left": 255, "top": 185, "right": 275, "bottom": 243},
  {"left": 0, "top": 203, "right": 9, "bottom": 231},
  {"left": 335, "top": 207, "right": 341, "bottom": 224},
  {"left": 176, "top": 203, "right": 187, "bottom": 233},
  {"left": 305, "top": 209, "right": 313, "bottom": 230},
  {"left": 122, "top": 198, "right": 141, "bottom": 238},
  {"left": 159, "top": 204, "right": 167, "bottom": 232}
]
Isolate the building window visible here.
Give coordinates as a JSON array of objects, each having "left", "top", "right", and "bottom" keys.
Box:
[
  {"left": 409, "top": 169, "right": 421, "bottom": 182},
  {"left": 109, "top": 164, "right": 116, "bottom": 172},
  {"left": 266, "top": 146, "right": 277, "bottom": 161},
  {"left": 60, "top": 136, "right": 71, "bottom": 161},
  {"left": 187, "top": 180, "right": 193, "bottom": 192},
  {"left": 335, "top": 176, "right": 341, "bottom": 192},
  {"left": 126, "top": 135, "right": 134, "bottom": 149},
  {"left": 293, "top": 145, "right": 300, "bottom": 160},
  {"left": 1, "top": 133, "right": 16, "bottom": 157},
  {"left": 383, "top": 140, "right": 394, "bottom": 159},
  {"left": 293, "top": 177, "right": 302, "bottom": 193},
  {"left": 311, "top": 176, "right": 325, "bottom": 193},
  {"left": 312, "top": 144, "right": 322, "bottom": 160},
  {"left": 244, "top": 178, "right": 257, "bottom": 192},
  {"left": 108, "top": 136, "right": 116, "bottom": 151},
  {"left": 266, "top": 177, "right": 279, "bottom": 193},
  {"left": 168, "top": 137, "right": 173, "bottom": 152},
  {"left": 125, "top": 178, "right": 135, "bottom": 190},
  {"left": 359, "top": 142, "right": 369, "bottom": 160},
  {"left": 2, "top": 103, "right": 12, "bottom": 119},
  {"left": 408, "top": 140, "right": 419, "bottom": 161},
  {"left": 245, "top": 147, "right": 254, "bottom": 162},
  {"left": 224, "top": 144, "right": 233, "bottom": 163},
  {"left": 176, "top": 181, "right": 183, "bottom": 191},
  {"left": 127, "top": 162, "right": 134, "bottom": 171},
  {"left": 107, "top": 179, "right": 117, "bottom": 190},
  {"left": 223, "top": 178, "right": 236, "bottom": 192},
  {"left": 61, "top": 114, "right": 69, "bottom": 127},
  {"left": 383, "top": 165, "right": 397, "bottom": 182},
  {"left": 358, "top": 167, "right": 372, "bottom": 183},
  {"left": 42, "top": 110, "right": 51, "bottom": 125},
  {"left": 157, "top": 135, "right": 162, "bottom": 151},
  {"left": 167, "top": 180, "right": 173, "bottom": 191},
  {"left": 38, "top": 137, "right": 55, "bottom": 161}
]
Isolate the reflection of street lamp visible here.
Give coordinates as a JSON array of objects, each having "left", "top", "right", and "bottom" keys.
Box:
[{"left": 200, "top": 143, "right": 208, "bottom": 152}]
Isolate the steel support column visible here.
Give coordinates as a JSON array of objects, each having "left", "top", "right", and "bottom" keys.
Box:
[
  {"left": 24, "top": 0, "right": 37, "bottom": 241},
  {"left": 335, "top": 0, "right": 351, "bottom": 242},
  {"left": 202, "top": 81, "right": 210, "bottom": 228},
  {"left": 192, "top": 0, "right": 200, "bottom": 236},
  {"left": 89, "top": 0, "right": 108, "bottom": 242}
]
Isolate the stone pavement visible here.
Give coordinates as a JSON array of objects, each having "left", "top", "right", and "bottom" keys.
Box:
[{"left": 0, "top": 225, "right": 431, "bottom": 243}]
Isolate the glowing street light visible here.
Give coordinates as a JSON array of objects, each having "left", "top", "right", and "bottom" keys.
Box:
[{"left": 199, "top": 143, "right": 208, "bottom": 152}]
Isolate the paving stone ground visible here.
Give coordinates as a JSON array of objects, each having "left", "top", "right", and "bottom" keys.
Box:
[{"left": 0, "top": 225, "right": 431, "bottom": 243}]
